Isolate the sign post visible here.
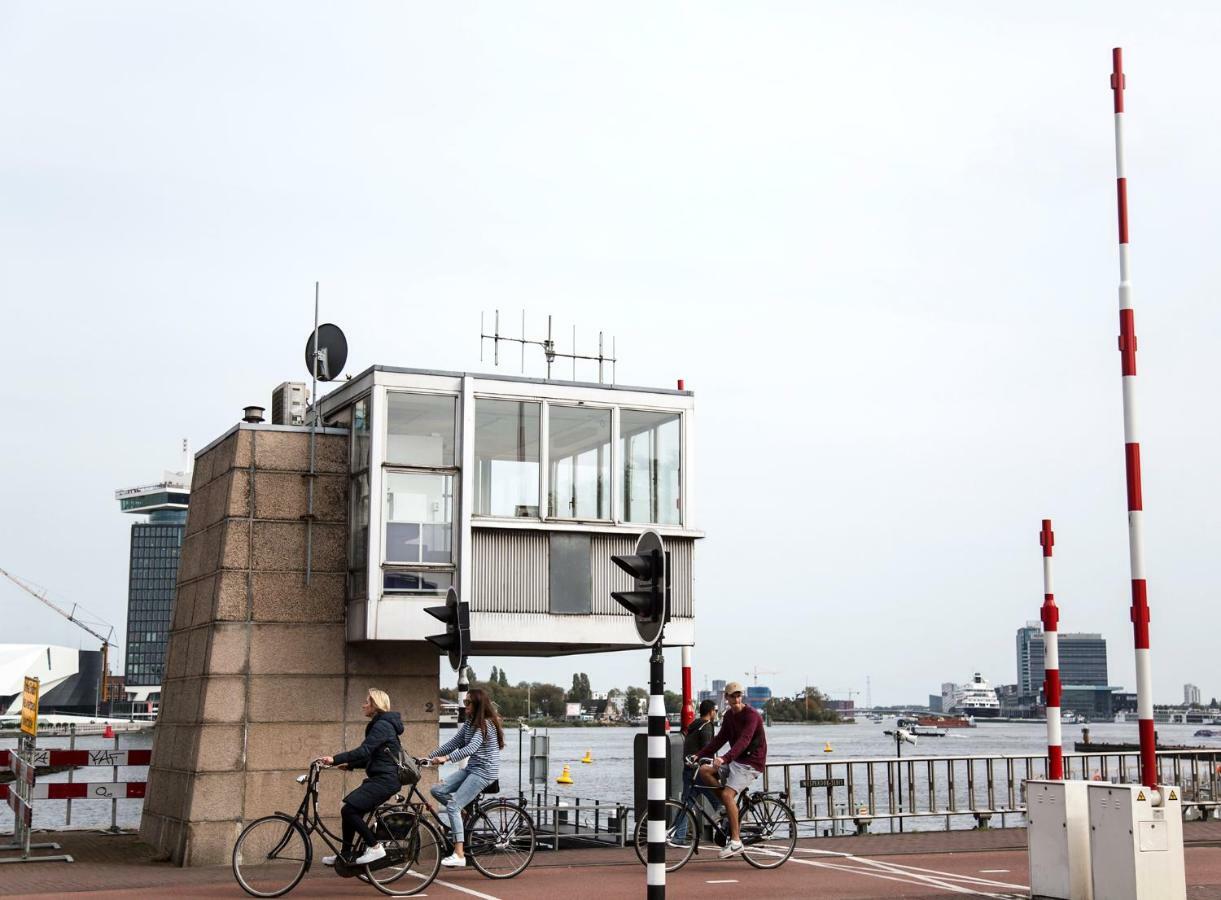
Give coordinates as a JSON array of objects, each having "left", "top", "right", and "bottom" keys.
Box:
[{"left": 1, "top": 678, "right": 73, "bottom": 865}]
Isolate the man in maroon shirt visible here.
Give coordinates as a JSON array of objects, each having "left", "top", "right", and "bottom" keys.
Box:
[{"left": 696, "top": 681, "right": 767, "bottom": 858}]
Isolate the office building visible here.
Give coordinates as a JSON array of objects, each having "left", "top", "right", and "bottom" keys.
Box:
[
  {"left": 746, "top": 685, "right": 771, "bottom": 711},
  {"left": 116, "top": 467, "right": 190, "bottom": 698},
  {"left": 1015, "top": 625, "right": 1118, "bottom": 718},
  {"left": 1185, "top": 683, "right": 1201, "bottom": 706}
]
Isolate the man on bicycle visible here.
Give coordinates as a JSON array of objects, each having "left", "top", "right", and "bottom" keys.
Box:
[{"left": 695, "top": 681, "right": 767, "bottom": 859}]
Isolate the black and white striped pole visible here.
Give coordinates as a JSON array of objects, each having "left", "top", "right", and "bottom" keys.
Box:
[
  {"left": 611, "top": 530, "right": 668, "bottom": 899},
  {"left": 457, "top": 666, "right": 470, "bottom": 725}
]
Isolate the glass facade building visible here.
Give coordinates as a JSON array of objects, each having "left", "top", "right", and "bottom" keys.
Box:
[{"left": 116, "top": 477, "right": 190, "bottom": 689}]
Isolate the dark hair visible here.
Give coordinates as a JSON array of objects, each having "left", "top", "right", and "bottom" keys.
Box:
[
  {"left": 698, "top": 699, "right": 717, "bottom": 717},
  {"left": 465, "top": 688, "right": 505, "bottom": 750}
]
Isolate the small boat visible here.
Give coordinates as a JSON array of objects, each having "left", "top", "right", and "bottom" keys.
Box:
[
  {"left": 917, "top": 714, "right": 975, "bottom": 729},
  {"left": 1193, "top": 729, "right": 1218, "bottom": 738}
]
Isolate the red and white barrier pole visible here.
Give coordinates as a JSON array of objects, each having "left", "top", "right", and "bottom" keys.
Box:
[
  {"left": 1039, "top": 520, "right": 1063, "bottom": 780},
  {"left": 680, "top": 646, "right": 694, "bottom": 732},
  {"left": 1110, "top": 47, "right": 1158, "bottom": 795}
]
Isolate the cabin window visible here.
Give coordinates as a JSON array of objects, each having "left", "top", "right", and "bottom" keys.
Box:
[
  {"left": 548, "top": 405, "right": 611, "bottom": 520},
  {"left": 619, "top": 409, "right": 681, "bottom": 525},
  {"left": 474, "top": 399, "right": 541, "bottom": 517},
  {"left": 386, "top": 392, "right": 456, "bottom": 467},
  {"left": 383, "top": 472, "right": 454, "bottom": 564}
]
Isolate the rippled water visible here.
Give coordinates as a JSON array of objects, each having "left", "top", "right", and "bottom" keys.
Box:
[{"left": 4, "top": 720, "right": 1215, "bottom": 831}]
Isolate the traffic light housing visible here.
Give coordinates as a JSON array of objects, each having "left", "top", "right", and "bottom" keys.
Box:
[
  {"left": 425, "top": 587, "right": 470, "bottom": 672},
  {"left": 611, "top": 530, "right": 667, "bottom": 645}
]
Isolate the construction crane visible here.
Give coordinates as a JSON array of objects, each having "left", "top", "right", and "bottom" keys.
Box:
[
  {"left": 745, "top": 666, "right": 778, "bottom": 686},
  {"left": 0, "top": 567, "right": 116, "bottom": 716}
]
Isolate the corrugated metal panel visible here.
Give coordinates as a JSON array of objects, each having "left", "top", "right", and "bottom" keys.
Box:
[
  {"left": 472, "top": 530, "right": 548, "bottom": 614},
  {"left": 473, "top": 528, "right": 694, "bottom": 618},
  {"left": 591, "top": 534, "right": 693, "bottom": 617}
]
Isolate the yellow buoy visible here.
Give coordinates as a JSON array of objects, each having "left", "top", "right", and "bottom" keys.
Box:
[
  {"left": 824, "top": 742, "right": 834, "bottom": 753},
  {"left": 556, "top": 764, "right": 574, "bottom": 784},
  {"left": 581, "top": 750, "right": 593, "bottom": 764}
]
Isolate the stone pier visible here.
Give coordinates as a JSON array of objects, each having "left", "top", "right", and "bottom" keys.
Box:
[{"left": 140, "top": 423, "right": 439, "bottom": 866}]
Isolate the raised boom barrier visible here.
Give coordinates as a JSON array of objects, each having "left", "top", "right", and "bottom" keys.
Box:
[{"left": 759, "top": 749, "right": 1220, "bottom": 835}]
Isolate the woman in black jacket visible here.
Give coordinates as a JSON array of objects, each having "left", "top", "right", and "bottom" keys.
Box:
[{"left": 316, "top": 688, "right": 404, "bottom": 866}]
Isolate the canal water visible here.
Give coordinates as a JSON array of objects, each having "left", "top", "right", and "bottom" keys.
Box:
[{"left": 4, "top": 721, "right": 1215, "bottom": 831}]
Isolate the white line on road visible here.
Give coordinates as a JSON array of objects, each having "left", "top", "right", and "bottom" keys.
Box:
[
  {"left": 762, "top": 846, "right": 1025, "bottom": 898},
  {"left": 706, "top": 879, "right": 740, "bottom": 883},
  {"left": 782, "top": 845, "right": 1028, "bottom": 891},
  {"left": 979, "top": 869, "right": 1011, "bottom": 873},
  {"left": 406, "top": 871, "right": 503, "bottom": 900}
]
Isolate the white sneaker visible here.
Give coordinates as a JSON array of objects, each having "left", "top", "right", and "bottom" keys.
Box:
[
  {"left": 718, "top": 839, "right": 743, "bottom": 859},
  {"left": 322, "top": 854, "right": 339, "bottom": 866},
  {"left": 354, "top": 844, "right": 386, "bottom": 865},
  {"left": 441, "top": 853, "right": 467, "bottom": 868}
]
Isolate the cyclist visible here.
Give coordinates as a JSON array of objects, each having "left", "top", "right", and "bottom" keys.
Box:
[
  {"left": 426, "top": 688, "right": 505, "bottom": 869},
  {"left": 672, "top": 699, "right": 718, "bottom": 845},
  {"left": 315, "top": 688, "right": 404, "bottom": 867},
  {"left": 696, "top": 681, "right": 767, "bottom": 859}
]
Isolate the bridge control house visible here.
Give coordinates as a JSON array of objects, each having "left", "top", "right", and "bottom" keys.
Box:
[{"left": 141, "top": 365, "right": 699, "bottom": 865}]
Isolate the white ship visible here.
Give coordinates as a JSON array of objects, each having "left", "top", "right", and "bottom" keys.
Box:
[{"left": 941, "top": 673, "right": 1001, "bottom": 718}]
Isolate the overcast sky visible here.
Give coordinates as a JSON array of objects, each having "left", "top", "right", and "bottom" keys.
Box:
[{"left": 3, "top": 3, "right": 1220, "bottom": 706}]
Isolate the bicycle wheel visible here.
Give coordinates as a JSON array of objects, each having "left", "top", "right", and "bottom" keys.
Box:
[
  {"left": 467, "top": 800, "right": 536, "bottom": 879},
  {"left": 633, "top": 800, "right": 697, "bottom": 873},
  {"left": 367, "top": 813, "right": 444, "bottom": 896},
  {"left": 740, "top": 796, "right": 797, "bottom": 869},
  {"left": 232, "top": 814, "right": 310, "bottom": 898}
]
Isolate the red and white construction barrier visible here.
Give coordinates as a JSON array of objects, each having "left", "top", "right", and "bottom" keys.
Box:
[
  {"left": 0, "top": 783, "right": 147, "bottom": 801},
  {"left": 1039, "top": 519, "right": 1063, "bottom": 780},
  {"left": 0, "top": 749, "right": 151, "bottom": 768},
  {"left": 1110, "top": 47, "right": 1158, "bottom": 796}
]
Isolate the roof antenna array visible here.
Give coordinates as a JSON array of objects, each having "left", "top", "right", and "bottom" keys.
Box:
[{"left": 479, "top": 310, "right": 617, "bottom": 384}]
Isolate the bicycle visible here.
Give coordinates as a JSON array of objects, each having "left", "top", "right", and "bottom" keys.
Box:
[
  {"left": 231, "top": 760, "right": 444, "bottom": 898},
  {"left": 408, "top": 758, "right": 537, "bottom": 879},
  {"left": 633, "top": 757, "right": 798, "bottom": 871}
]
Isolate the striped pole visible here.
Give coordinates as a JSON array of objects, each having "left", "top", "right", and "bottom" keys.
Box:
[
  {"left": 458, "top": 666, "right": 470, "bottom": 725},
  {"left": 647, "top": 643, "right": 667, "bottom": 898},
  {"left": 680, "top": 646, "right": 694, "bottom": 732},
  {"left": 1110, "top": 47, "right": 1157, "bottom": 793},
  {"left": 1039, "top": 520, "right": 1063, "bottom": 780}
]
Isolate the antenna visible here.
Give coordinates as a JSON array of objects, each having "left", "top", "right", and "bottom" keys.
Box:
[{"left": 480, "top": 310, "right": 617, "bottom": 384}]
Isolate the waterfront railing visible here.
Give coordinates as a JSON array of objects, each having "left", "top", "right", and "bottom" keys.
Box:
[{"left": 760, "top": 749, "right": 1220, "bottom": 835}]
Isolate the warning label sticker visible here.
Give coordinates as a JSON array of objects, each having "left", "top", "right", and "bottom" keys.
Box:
[
  {"left": 1169, "top": 790, "right": 1178, "bottom": 800},
  {"left": 1137, "top": 791, "right": 1147, "bottom": 801}
]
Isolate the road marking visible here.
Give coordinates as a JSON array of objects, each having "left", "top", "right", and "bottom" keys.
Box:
[
  {"left": 406, "top": 871, "right": 503, "bottom": 900},
  {"left": 780, "top": 846, "right": 1028, "bottom": 891},
  {"left": 706, "top": 879, "right": 739, "bottom": 883},
  {"left": 980, "top": 869, "right": 1011, "bottom": 874},
  {"left": 762, "top": 845, "right": 1026, "bottom": 898}
]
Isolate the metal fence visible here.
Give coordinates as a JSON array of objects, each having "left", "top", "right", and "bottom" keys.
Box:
[
  {"left": 521, "top": 792, "right": 630, "bottom": 849},
  {"left": 760, "top": 749, "right": 1221, "bottom": 835}
]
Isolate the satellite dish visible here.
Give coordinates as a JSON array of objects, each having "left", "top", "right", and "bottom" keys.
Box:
[{"left": 304, "top": 324, "right": 348, "bottom": 382}]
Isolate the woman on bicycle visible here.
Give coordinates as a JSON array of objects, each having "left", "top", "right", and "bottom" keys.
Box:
[
  {"left": 426, "top": 688, "right": 504, "bottom": 868},
  {"left": 316, "top": 688, "right": 404, "bottom": 867}
]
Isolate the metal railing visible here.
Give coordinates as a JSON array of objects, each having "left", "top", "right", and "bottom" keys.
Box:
[
  {"left": 521, "top": 792, "right": 630, "bottom": 848},
  {"left": 761, "top": 749, "right": 1221, "bottom": 835}
]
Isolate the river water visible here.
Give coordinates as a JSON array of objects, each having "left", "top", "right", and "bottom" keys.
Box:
[{"left": 4, "top": 720, "right": 1216, "bottom": 831}]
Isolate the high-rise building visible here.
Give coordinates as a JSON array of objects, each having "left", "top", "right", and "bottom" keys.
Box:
[
  {"left": 1184, "top": 683, "right": 1201, "bottom": 706},
  {"left": 1016, "top": 621, "right": 1042, "bottom": 694},
  {"left": 115, "top": 467, "right": 190, "bottom": 696},
  {"left": 1015, "top": 624, "right": 1117, "bottom": 718}
]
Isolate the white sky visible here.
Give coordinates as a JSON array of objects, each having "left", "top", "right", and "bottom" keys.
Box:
[{"left": 2, "top": 3, "right": 1219, "bottom": 706}]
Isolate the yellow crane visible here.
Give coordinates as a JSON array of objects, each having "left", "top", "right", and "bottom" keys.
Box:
[{"left": 0, "top": 566, "right": 117, "bottom": 716}]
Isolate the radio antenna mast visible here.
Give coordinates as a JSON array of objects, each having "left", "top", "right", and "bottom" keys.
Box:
[{"left": 480, "top": 310, "right": 617, "bottom": 383}]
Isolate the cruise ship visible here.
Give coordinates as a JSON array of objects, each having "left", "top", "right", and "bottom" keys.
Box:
[{"left": 941, "top": 673, "right": 1002, "bottom": 718}]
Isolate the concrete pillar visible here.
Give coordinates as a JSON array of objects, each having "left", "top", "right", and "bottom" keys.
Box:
[{"left": 140, "top": 424, "right": 439, "bottom": 866}]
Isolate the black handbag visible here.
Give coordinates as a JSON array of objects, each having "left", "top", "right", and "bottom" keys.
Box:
[{"left": 384, "top": 743, "right": 420, "bottom": 785}]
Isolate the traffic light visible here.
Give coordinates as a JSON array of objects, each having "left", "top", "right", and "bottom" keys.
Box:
[
  {"left": 611, "top": 530, "right": 667, "bottom": 645},
  {"left": 425, "top": 587, "right": 470, "bottom": 672}
]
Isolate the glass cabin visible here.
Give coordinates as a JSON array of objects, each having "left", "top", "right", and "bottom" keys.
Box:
[{"left": 318, "top": 366, "right": 698, "bottom": 655}]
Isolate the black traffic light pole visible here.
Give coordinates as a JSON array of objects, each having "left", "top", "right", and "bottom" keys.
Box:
[
  {"left": 646, "top": 638, "right": 666, "bottom": 900},
  {"left": 610, "top": 531, "right": 668, "bottom": 900}
]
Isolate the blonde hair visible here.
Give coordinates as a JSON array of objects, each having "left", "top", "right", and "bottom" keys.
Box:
[{"left": 367, "top": 689, "right": 391, "bottom": 713}]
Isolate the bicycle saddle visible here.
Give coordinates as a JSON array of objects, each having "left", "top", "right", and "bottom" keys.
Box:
[{"left": 480, "top": 779, "right": 501, "bottom": 795}]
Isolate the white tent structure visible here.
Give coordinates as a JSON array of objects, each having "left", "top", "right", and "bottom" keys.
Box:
[{"left": 0, "top": 644, "right": 94, "bottom": 715}]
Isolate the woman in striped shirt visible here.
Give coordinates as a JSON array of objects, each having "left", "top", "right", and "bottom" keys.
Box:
[{"left": 426, "top": 688, "right": 504, "bottom": 868}]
